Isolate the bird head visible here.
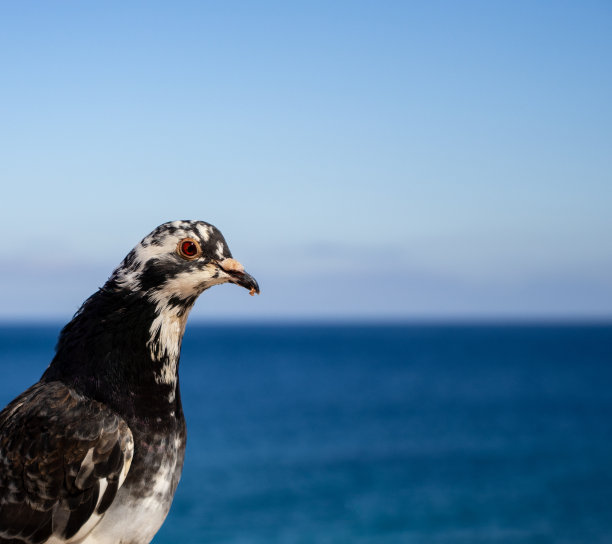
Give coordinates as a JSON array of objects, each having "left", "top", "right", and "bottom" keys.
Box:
[
  {"left": 109, "top": 220, "right": 260, "bottom": 306},
  {"left": 48, "top": 220, "right": 259, "bottom": 392}
]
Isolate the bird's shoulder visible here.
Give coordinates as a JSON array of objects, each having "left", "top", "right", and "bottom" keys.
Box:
[{"left": 0, "top": 380, "right": 134, "bottom": 544}]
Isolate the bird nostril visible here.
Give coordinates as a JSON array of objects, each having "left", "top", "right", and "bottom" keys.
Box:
[{"left": 219, "top": 258, "right": 245, "bottom": 274}]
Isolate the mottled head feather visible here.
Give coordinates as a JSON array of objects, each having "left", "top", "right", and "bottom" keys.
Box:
[{"left": 110, "top": 220, "right": 233, "bottom": 297}]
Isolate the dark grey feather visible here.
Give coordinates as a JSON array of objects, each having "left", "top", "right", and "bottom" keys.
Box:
[{"left": 0, "top": 382, "right": 133, "bottom": 544}]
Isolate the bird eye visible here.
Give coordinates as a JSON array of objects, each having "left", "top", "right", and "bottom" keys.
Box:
[{"left": 177, "top": 238, "right": 201, "bottom": 260}]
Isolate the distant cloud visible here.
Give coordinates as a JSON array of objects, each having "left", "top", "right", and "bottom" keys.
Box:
[{"left": 1, "top": 244, "right": 610, "bottom": 322}]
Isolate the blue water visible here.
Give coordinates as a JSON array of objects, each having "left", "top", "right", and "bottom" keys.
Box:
[{"left": 1, "top": 324, "right": 611, "bottom": 543}]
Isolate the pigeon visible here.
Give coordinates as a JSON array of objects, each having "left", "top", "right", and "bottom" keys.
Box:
[{"left": 0, "top": 220, "right": 259, "bottom": 544}]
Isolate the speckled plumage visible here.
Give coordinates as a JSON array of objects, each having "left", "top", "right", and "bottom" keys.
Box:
[{"left": 0, "top": 221, "right": 259, "bottom": 544}]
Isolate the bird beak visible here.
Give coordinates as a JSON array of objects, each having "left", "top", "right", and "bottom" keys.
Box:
[{"left": 218, "top": 258, "right": 260, "bottom": 296}]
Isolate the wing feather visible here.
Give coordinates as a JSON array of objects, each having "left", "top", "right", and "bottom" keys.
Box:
[{"left": 0, "top": 381, "right": 133, "bottom": 544}]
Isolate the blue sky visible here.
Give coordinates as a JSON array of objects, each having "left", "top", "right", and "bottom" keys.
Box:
[{"left": 1, "top": 1, "right": 611, "bottom": 320}]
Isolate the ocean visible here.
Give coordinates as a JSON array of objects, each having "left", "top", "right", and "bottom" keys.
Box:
[{"left": 0, "top": 323, "right": 611, "bottom": 543}]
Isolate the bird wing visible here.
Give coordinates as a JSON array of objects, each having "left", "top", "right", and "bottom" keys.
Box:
[{"left": 0, "top": 381, "right": 134, "bottom": 544}]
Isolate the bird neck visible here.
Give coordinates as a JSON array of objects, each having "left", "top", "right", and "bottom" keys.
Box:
[{"left": 42, "top": 284, "right": 194, "bottom": 420}]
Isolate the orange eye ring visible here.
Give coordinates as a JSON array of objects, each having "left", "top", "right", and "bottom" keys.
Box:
[{"left": 177, "top": 238, "right": 201, "bottom": 260}]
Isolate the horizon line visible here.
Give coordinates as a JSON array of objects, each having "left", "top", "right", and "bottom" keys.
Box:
[{"left": 1, "top": 315, "right": 611, "bottom": 327}]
